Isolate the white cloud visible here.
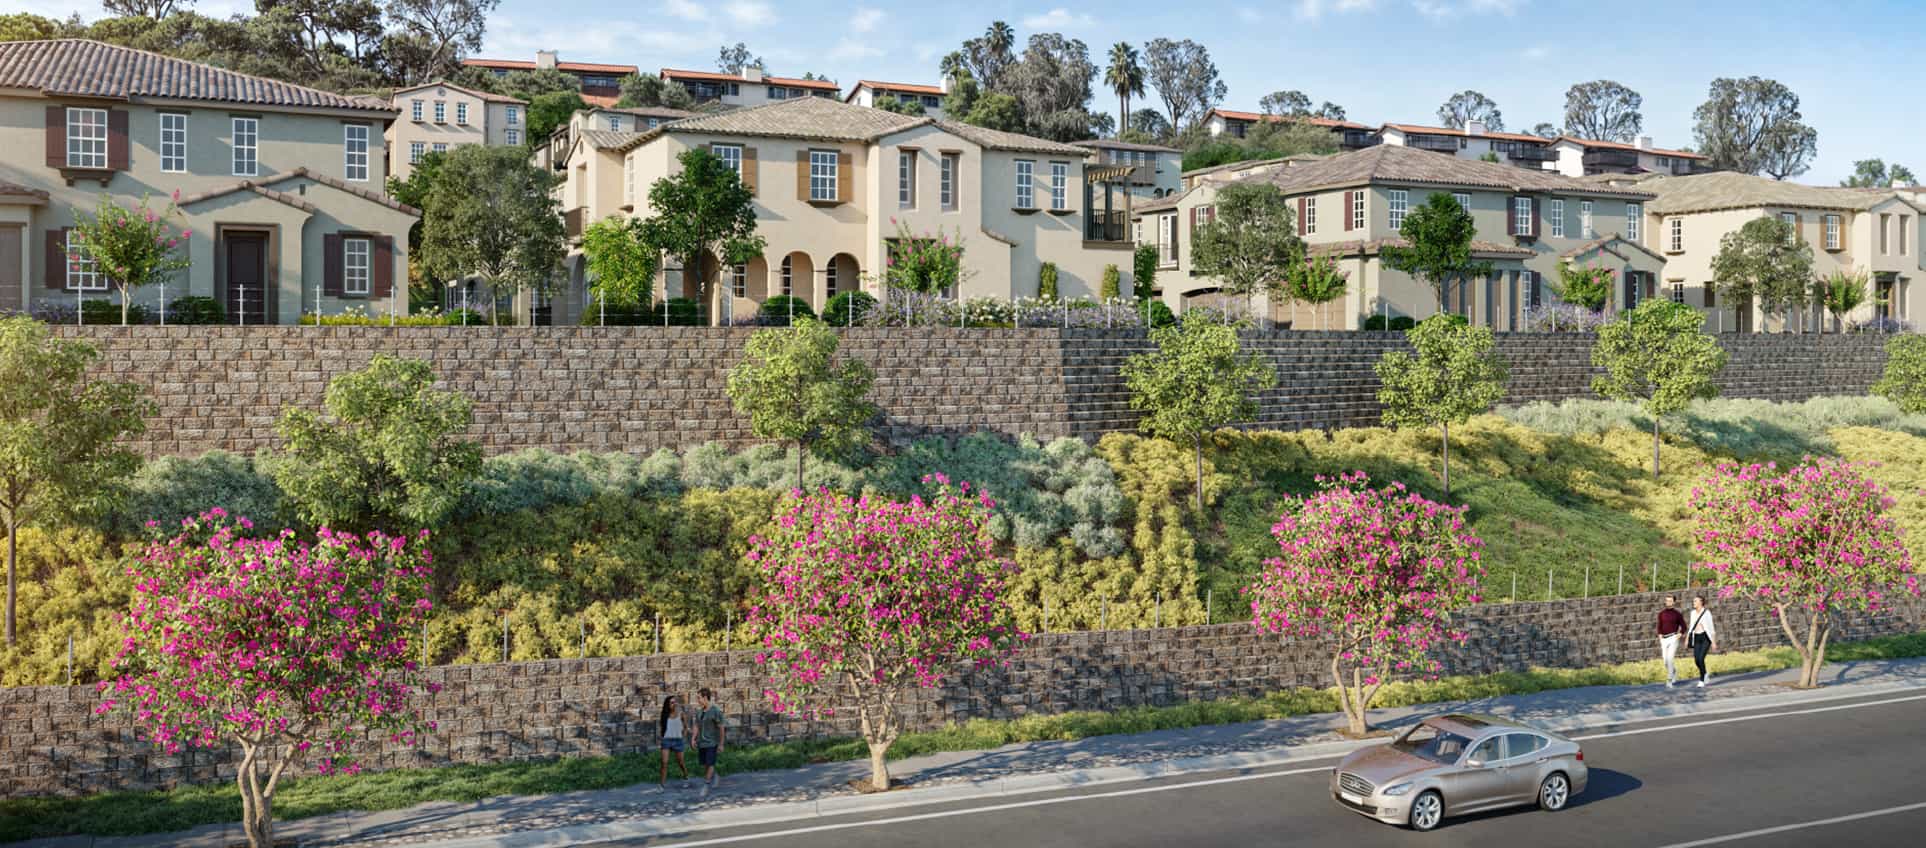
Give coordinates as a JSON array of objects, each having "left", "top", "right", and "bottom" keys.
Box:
[
  {"left": 1521, "top": 44, "right": 1551, "bottom": 60},
  {"left": 660, "top": 0, "right": 704, "bottom": 22},
  {"left": 1413, "top": 0, "right": 1523, "bottom": 19},
  {"left": 827, "top": 38, "right": 884, "bottom": 62},
  {"left": 851, "top": 8, "right": 885, "bottom": 34},
  {"left": 722, "top": 0, "right": 777, "bottom": 27},
  {"left": 1295, "top": 0, "right": 1377, "bottom": 20},
  {"left": 1235, "top": 7, "right": 1265, "bottom": 23},
  {"left": 1021, "top": 8, "right": 1094, "bottom": 30}
]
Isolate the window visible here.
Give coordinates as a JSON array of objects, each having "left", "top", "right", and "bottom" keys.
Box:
[
  {"left": 1015, "top": 160, "right": 1035, "bottom": 209},
  {"left": 1050, "top": 161, "right": 1069, "bottom": 211},
  {"left": 1580, "top": 201, "right": 1594, "bottom": 238},
  {"left": 64, "top": 231, "right": 103, "bottom": 291},
  {"left": 456, "top": 103, "right": 469, "bottom": 125},
  {"left": 231, "top": 117, "right": 258, "bottom": 176},
  {"left": 506, "top": 106, "right": 519, "bottom": 125},
  {"left": 713, "top": 143, "right": 743, "bottom": 176},
  {"left": 1158, "top": 213, "right": 1177, "bottom": 264},
  {"left": 898, "top": 150, "right": 916, "bottom": 207},
  {"left": 65, "top": 107, "right": 108, "bottom": 168},
  {"left": 1452, "top": 192, "right": 1471, "bottom": 215},
  {"left": 940, "top": 153, "right": 957, "bottom": 210},
  {"left": 1671, "top": 281, "right": 1686, "bottom": 303},
  {"left": 1390, "top": 724, "right": 1472, "bottom": 765},
  {"left": 809, "top": 150, "right": 838, "bottom": 201},
  {"left": 409, "top": 141, "right": 425, "bottom": 164},
  {"left": 344, "top": 124, "right": 369, "bottom": 182},
  {"left": 780, "top": 255, "right": 793, "bottom": 295},
  {"left": 1657, "top": 156, "right": 1672, "bottom": 167},
  {"left": 1549, "top": 199, "right": 1564, "bottom": 238},
  {"left": 1901, "top": 216, "right": 1910, "bottom": 255},
  {"left": 432, "top": 142, "right": 447, "bottom": 154},
  {"left": 1504, "top": 734, "right": 1546, "bottom": 759},
  {"left": 1388, "top": 189, "right": 1409, "bottom": 230},
  {"left": 1664, "top": 218, "right": 1681, "bottom": 252},
  {"left": 624, "top": 157, "right": 634, "bottom": 205},
  {"left": 159, "top": 113, "right": 186, "bottom": 173},
  {"left": 728, "top": 264, "right": 747, "bottom": 297},
  {"left": 646, "top": 118, "right": 662, "bottom": 130},
  {"left": 506, "top": 129, "right": 520, "bottom": 145},
  {"left": 344, "top": 237, "right": 371, "bottom": 295},
  {"left": 1782, "top": 211, "right": 1799, "bottom": 245},
  {"left": 1351, "top": 190, "right": 1365, "bottom": 231},
  {"left": 1626, "top": 203, "right": 1642, "bottom": 242},
  {"left": 1303, "top": 196, "right": 1317, "bottom": 234},
  {"left": 608, "top": 115, "right": 623, "bottom": 132},
  {"left": 411, "top": 100, "right": 423, "bottom": 121},
  {"left": 922, "top": 95, "right": 941, "bottom": 108},
  {"left": 1880, "top": 213, "right": 1892, "bottom": 254},
  {"left": 433, "top": 101, "right": 446, "bottom": 123},
  {"left": 1825, "top": 214, "right": 1841, "bottom": 250},
  {"left": 1513, "top": 196, "right": 1532, "bottom": 235},
  {"left": 1525, "top": 270, "right": 1543, "bottom": 308},
  {"left": 1704, "top": 285, "right": 1715, "bottom": 308},
  {"left": 825, "top": 260, "right": 838, "bottom": 295}
]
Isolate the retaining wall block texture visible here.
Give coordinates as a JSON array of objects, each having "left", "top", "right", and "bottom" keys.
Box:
[
  {"left": 4, "top": 590, "right": 1919, "bottom": 797},
  {"left": 53, "top": 327, "right": 1890, "bottom": 459}
]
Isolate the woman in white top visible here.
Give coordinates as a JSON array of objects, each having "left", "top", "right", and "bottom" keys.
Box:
[
  {"left": 1687, "top": 595, "right": 1719, "bottom": 687},
  {"left": 658, "top": 694, "right": 692, "bottom": 789}
]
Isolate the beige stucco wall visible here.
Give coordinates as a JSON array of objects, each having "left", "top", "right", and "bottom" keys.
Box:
[{"left": 387, "top": 84, "right": 507, "bottom": 181}]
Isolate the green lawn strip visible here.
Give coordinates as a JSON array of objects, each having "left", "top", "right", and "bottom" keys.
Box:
[{"left": 6, "top": 631, "right": 1923, "bottom": 843}]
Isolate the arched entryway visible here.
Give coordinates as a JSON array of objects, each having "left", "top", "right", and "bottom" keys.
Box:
[
  {"left": 780, "top": 252, "right": 816, "bottom": 308},
  {"left": 824, "top": 253, "right": 860, "bottom": 300}
]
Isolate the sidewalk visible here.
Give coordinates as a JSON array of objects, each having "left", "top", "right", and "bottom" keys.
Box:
[{"left": 23, "top": 657, "right": 1926, "bottom": 848}]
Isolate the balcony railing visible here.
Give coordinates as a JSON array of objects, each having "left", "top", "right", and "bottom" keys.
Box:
[
  {"left": 1508, "top": 146, "right": 1557, "bottom": 163},
  {"left": 1582, "top": 149, "right": 1640, "bottom": 169},
  {"left": 1086, "top": 210, "right": 1131, "bottom": 243},
  {"left": 1339, "top": 131, "right": 1380, "bottom": 150},
  {"left": 1408, "top": 135, "right": 1461, "bottom": 153},
  {"left": 564, "top": 207, "right": 586, "bottom": 240}
]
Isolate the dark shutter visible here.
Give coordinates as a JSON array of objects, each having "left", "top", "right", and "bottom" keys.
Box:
[
  {"left": 1343, "top": 191, "right": 1354, "bottom": 232},
  {"left": 1507, "top": 197, "right": 1520, "bottom": 236},
  {"left": 323, "top": 233, "right": 344, "bottom": 297},
  {"left": 836, "top": 151, "right": 852, "bottom": 202},
  {"left": 45, "top": 228, "right": 68, "bottom": 289},
  {"left": 107, "top": 109, "right": 129, "bottom": 170},
  {"left": 45, "top": 106, "right": 64, "bottom": 168},
  {"left": 1531, "top": 197, "right": 1542, "bottom": 238},
  {"left": 371, "top": 235, "right": 394, "bottom": 298}
]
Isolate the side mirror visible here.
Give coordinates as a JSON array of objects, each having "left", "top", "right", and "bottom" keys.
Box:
[{"left": 1466, "top": 757, "right": 1486, "bottom": 768}]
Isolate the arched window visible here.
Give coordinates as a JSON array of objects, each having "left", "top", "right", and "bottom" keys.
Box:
[
  {"left": 825, "top": 261, "right": 839, "bottom": 295},
  {"left": 780, "top": 256, "right": 793, "bottom": 295}
]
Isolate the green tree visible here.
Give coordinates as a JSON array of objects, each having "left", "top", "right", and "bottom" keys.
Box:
[
  {"left": 1591, "top": 300, "right": 1728, "bottom": 477},
  {"left": 618, "top": 73, "right": 695, "bottom": 110},
  {"left": 872, "top": 95, "right": 926, "bottom": 116},
  {"left": 1381, "top": 192, "right": 1492, "bottom": 314},
  {"left": 1143, "top": 37, "right": 1225, "bottom": 132},
  {"left": 417, "top": 145, "right": 565, "bottom": 324},
  {"left": 491, "top": 66, "right": 582, "bottom": 102},
  {"left": 1563, "top": 80, "right": 1643, "bottom": 143},
  {"left": 638, "top": 148, "right": 765, "bottom": 325},
  {"left": 1179, "top": 118, "right": 1336, "bottom": 172},
  {"left": 1037, "top": 262, "right": 1059, "bottom": 300},
  {"left": 1815, "top": 267, "right": 1872, "bottom": 331},
  {"left": 1103, "top": 42, "right": 1145, "bottom": 137},
  {"left": 581, "top": 216, "right": 657, "bottom": 325},
  {"left": 725, "top": 318, "right": 877, "bottom": 491},
  {"left": 1287, "top": 253, "right": 1349, "bottom": 330},
  {"left": 1375, "top": 315, "right": 1509, "bottom": 497},
  {"left": 1709, "top": 216, "right": 1813, "bottom": 331},
  {"left": 1874, "top": 335, "right": 1926, "bottom": 414},
  {"left": 1437, "top": 90, "right": 1503, "bottom": 131},
  {"left": 1551, "top": 261, "right": 1613, "bottom": 312},
  {"left": 1692, "top": 76, "right": 1817, "bottom": 178},
  {"left": 1132, "top": 243, "right": 1159, "bottom": 299},
  {"left": 1100, "top": 264, "right": 1121, "bottom": 299},
  {"left": 526, "top": 90, "right": 588, "bottom": 145},
  {"left": 267, "top": 355, "right": 482, "bottom": 532},
  {"left": 1841, "top": 159, "right": 1917, "bottom": 188},
  {"left": 0, "top": 318, "right": 151, "bottom": 644},
  {"left": 1190, "top": 183, "right": 1301, "bottom": 315},
  {"left": 964, "top": 91, "right": 1025, "bottom": 133},
  {"left": 1120, "top": 312, "right": 1277, "bottom": 514}
]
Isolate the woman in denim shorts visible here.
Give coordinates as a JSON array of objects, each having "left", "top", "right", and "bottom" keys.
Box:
[{"left": 657, "top": 694, "right": 692, "bottom": 790}]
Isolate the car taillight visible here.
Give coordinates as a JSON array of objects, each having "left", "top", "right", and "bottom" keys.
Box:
[{"left": 1575, "top": 749, "right": 1584, "bottom": 761}]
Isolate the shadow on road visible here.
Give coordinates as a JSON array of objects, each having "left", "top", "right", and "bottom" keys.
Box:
[{"left": 1569, "top": 768, "right": 1642, "bottom": 808}]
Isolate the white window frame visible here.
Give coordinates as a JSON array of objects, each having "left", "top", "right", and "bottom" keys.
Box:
[
  {"left": 344, "top": 237, "right": 372, "bottom": 296},
  {"left": 825, "top": 260, "right": 839, "bottom": 294},
  {"left": 1388, "top": 189, "right": 1409, "bottom": 231},
  {"left": 65, "top": 230, "right": 104, "bottom": 291},
  {"left": 1304, "top": 196, "right": 1317, "bottom": 234},
  {"left": 940, "top": 153, "right": 957, "bottom": 210},
  {"left": 1512, "top": 196, "right": 1532, "bottom": 235},
  {"left": 66, "top": 107, "right": 108, "bottom": 168},
  {"left": 1549, "top": 199, "right": 1564, "bottom": 238},
  {"left": 159, "top": 112, "right": 187, "bottom": 173},
  {"left": 809, "top": 149, "right": 838, "bottom": 201},
  {"left": 1015, "top": 160, "right": 1035, "bottom": 209},
  {"left": 899, "top": 150, "right": 916, "bottom": 208},
  {"left": 1671, "top": 281, "right": 1685, "bottom": 303},
  {"left": 1669, "top": 218, "right": 1683, "bottom": 252},
  {"left": 1351, "top": 189, "right": 1365, "bottom": 231},
  {"left": 624, "top": 156, "right": 635, "bottom": 205},
  {"left": 729, "top": 263, "right": 747, "bottom": 298},
  {"left": 608, "top": 115, "right": 623, "bottom": 132},
  {"left": 1626, "top": 202, "right": 1641, "bottom": 243},
  {"left": 506, "top": 106, "right": 519, "bottom": 125},
  {"left": 456, "top": 103, "right": 469, "bottom": 125},
  {"left": 506, "top": 128, "right": 520, "bottom": 145},
  {"left": 712, "top": 143, "right": 743, "bottom": 177},
  {"left": 433, "top": 101, "right": 446, "bottom": 123},
  {"left": 1158, "top": 213, "right": 1177, "bottom": 264},
  {"left": 780, "top": 256, "right": 793, "bottom": 295},
  {"left": 1781, "top": 211, "right": 1799, "bottom": 245},
  {"left": 1050, "top": 161, "right": 1068, "bottom": 211},
  {"left": 1452, "top": 192, "right": 1471, "bottom": 215},
  {"left": 432, "top": 142, "right": 448, "bottom": 154},
  {"left": 231, "top": 116, "right": 258, "bottom": 176},
  {"left": 344, "top": 123, "right": 369, "bottom": 182},
  {"left": 409, "top": 141, "right": 424, "bottom": 164},
  {"left": 1580, "top": 200, "right": 1594, "bottom": 238},
  {"left": 411, "top": 100, "right": 423, "bottom": 122},
  {"left": 1825, "top": 214, "right": 1840, "bottom": 250}
]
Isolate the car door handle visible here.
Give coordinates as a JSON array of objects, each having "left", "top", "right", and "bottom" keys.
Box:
[{"left": 1535, "top": 758, "right": 1549, "bottom": 764}]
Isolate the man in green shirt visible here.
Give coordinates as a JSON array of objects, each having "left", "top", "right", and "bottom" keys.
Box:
[{"left": 695, "top": 687, "right": 726, "bottom": 793}]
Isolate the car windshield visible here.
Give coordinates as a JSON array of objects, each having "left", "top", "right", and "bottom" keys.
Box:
[{"left": 1392, "top": 723, "right": 1474, "bottom": 764}]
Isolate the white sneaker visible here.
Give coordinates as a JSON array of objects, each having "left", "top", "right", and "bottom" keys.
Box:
[
  {"left": 700, "top": 784, "right": 711, "bottom": 799},
  {"left": 1696, "top": 679, "right": 1706, "bottom": 688},
  {"left": 1666, "top": 681, "right": 1675, "bottom": 689}
]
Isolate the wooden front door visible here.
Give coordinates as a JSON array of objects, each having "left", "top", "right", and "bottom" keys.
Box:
[{"left": 223, "top": 232, "right": 268, "bottom": 325}]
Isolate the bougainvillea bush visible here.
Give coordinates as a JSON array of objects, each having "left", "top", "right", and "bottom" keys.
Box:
[
  {"left": 1245, "top": 472, "right": 1484, "bottom": 736},
  {"left": 97, "top": 511, "right": 438, "bottom": 848},
  {"left": 745, "top": 477, "right": 1026, "bottom": 790},
  {"left": 1690, "top": 459, "right": 1918, "bottom": 688}
]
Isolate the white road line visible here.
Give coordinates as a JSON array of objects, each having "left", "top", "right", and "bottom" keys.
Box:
[
  {"left": 1652, "top": 800, "right": 1926, "bottom": 847},
  {"left": 642, "top": 691, "right": 1926, "bottom": 846}
]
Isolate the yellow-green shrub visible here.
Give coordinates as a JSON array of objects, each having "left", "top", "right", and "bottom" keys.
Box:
[{"left": 0, "top": 528, "right": 133, "bottom": 686}]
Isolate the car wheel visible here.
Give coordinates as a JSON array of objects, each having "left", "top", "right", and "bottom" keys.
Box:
[
  {"left": 1409, "top": 790, "right": 1444, "bottom": 831},
  {"left": 1538, "top": 772, "right": 1570, "bottom": 811}
]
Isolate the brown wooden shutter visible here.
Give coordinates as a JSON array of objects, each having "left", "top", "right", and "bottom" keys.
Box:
[
  {"left": 107, "top": 109, "right": 129, "bottom": 170},
  {"left": 1189, "top": 206, "right": 1198, "bottom": 234},
  {"left": 836, "top": 150, "right": 851, "bottom": 203},
  {"left": 45, "top": 106, "right": 65, "bottom": 168},
  {"left": 1795, "top": 214, "right": 1806, "bottom": 244},
  {"left": 323, "top": 233, "right": 344, "bottom": 296},
  {"left": 1840, "top": 215, "right": 1851, "bottom": 252},
  {"left": 1297, "top": 197, "right": 1307, "bottom": 235},
  {"left": 371, "top": 235, "right": 394, "bottom": 298},
  {"left": 796, "top": 150, "right": 809, "bottom": 199},
  {"left": 1343, "top": 190, "right": 1354, "bottom": 231},
  {"left": 1531, "top": 197, "right": 1542, "bottom": 238},
  {"left": 742, "top": 146, "right": 758, "bottom": 195},
  {"left": 45, "top": 228, "right": 68, "bottom": 289}
]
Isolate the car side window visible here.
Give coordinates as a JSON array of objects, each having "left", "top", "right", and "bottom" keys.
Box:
[
  {"left": 1468, "top": 737, "right": 1502, "bottom": 764},
  {"left": 1504, "top": 733, "right": 1545, "bottom": 759}
]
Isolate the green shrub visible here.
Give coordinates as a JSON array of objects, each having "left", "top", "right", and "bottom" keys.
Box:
[
  {"left": 165, "top": 296, "right": 224, "bottom": 325},
  {"left": 1389, "top": 315, "right": 1416, "bottom": 331},
  {"left": 1100, "top": 265, "right": 1121, "bottom": 299},
  {"left": 1500, "top": 395, "right": 1926, "bottom": 461},
  {"left": 444, "top": 308, "right": 513, "bottom": 326},
  {"left": 757, "top": 296, "right": 816, "bottom": 326},
  {"left": 0, "top": 527, "right": 132, "bottom": 686},
  {"left": 648, "top": 298, "right": 701, "bottom": 326},
  {"left": 821, "top": 291, "right": 876, "bottom": 326},
  {"left": 1874, "top": 334, "right": 1926, "bottom": 414},
  {"left": 578, "top": 301, "right": 656, "bottom": 326},
  {"left": 1362, "top": 314, "right": 1388, "bottom": 331},
  {"left": 79, "top": 299, "right": 153, "bottom": 325},
  {"left": 1132, "top": 244, "right": 1158, "bottom": 299},
  {"left": 1146, "top": 299, "right": 1176, "bottom": 329},
  {"left": 104, "top": 451, "right": 285, "bottom": 537},
  {"left": 1038, "top": 262, "right": 1059, "bottom": 300},
  {"left": 456, "top": 448, "right": 684, "bottom": 517}
]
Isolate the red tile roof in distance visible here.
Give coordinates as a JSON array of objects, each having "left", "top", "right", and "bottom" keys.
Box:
[
  {"left": 0, "top": 39, "right": 394, "bottom": 113},
  {"left": 1209, "top": 108, "right": 1371, "bottom": 131},
  {"left": 462, "top": 58, "right": 639, "bottom": 74},
  {"left": 661, "top": 68, "right": 840, "bottom": 90}
]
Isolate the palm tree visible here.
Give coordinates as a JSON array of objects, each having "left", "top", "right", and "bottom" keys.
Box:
[
  {"left": 1104, "top": 42, "right": 1145, "bottom": 138},
  {"left": 985, "top": 21, "right": 1015, "bottom": 57},
  {"left": 939, "top": 51, "right": 966, "bottom": 86}
]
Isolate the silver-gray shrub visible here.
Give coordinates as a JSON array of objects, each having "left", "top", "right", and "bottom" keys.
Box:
[
  {"left": 107, "top": 450, "right": 285, "bottom": 536},
  {"left": 456, "top": 448, "right": 685, "bottom": 517},
  {"left": 1499, "top": 395, "right": 1926, "bottom": 458}
]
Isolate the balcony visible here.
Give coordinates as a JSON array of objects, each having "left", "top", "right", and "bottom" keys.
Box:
[
  {"left": 1408, "top": 135, "right": 1461, "bottom": 153},
  {"left": 1086, "top": 210, "right": 1130, "bottom": 243},
  {"left": 1582, "top": 148, "right": 1640, "bottom": 169},
  {"left": 1338, "top": 131, "right": 1379, "bottom": 150},
  {"left": 564, "top": 207, "right": 586, "bottom": 240},
  {"left": 1508, "top": 146, "right": 1557, "bottom": 163}
]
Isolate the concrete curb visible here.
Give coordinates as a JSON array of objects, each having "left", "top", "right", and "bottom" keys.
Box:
[{"left": 399, "top": 677, "right": 1926, "bottom": 848}]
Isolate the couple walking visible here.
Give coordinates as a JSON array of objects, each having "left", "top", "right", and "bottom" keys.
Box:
[
  {"left": 1657, "top": 595, "right": 1719, "bottom": 687},
  {"left": 657, "top": 687, "right": 726, "bottom": 795}
]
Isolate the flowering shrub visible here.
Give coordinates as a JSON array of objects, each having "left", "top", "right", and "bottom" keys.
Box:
[
  {"left": 1551, "top": 261, "right": 1613, "bottom": 312},
  {"left": 1245, "top": 472, "right": 1484, "bottom": 736},
  {"left": 1690, "top": 459, "right": 1918, "bottom": 687},
  {"left": 745, "top": 477, "right": 1026, "bottom": 790},
  {"left": 97, "top": 511, "right": 437, "bottom": 848},
  {"left": 68, "top": 192, "right": 192, "bottom": 325},
  {"left": 882, "top": 219, "right": 969, "bottom": 294},
  {"left": 1521, "top": 303, "right": 1609, "bottom": 333}
]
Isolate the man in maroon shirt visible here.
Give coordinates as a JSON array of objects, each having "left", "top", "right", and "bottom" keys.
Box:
[{"left": 1657, "top": 595, "right": 1686, "bottom": 688}]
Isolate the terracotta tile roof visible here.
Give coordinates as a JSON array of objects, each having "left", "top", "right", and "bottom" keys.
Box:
[
  {"left": 1558, "top": 234, "right": 1667, "bottom": 263},
  {"left": 603, "top": 105, "right": 697, "bottom": 121},
  {"left": 1554, "top": 136, "right": 1704, "bottom": 160},
  {"left": 0, "top": 39, "right": 395, "bottom": 114},
  {"left": 1073, "top": 139, "right": 1181, "bottom": 154},
  {"left": 1209, "top": 109, "right": 1370, "bottom": 131},
  {"left": 933, "top": 119, "right": 1090, "bottom": 155},
  {"left": 582, "top": 93, "right": 620, "bottom": 108},
  {"left": 0, "top": 178, "right": 50, "bottom": 203},
  {"left": 392, "top": 79, "right": 526, "bottom": 105},
  {"left": 1309, "top": 237, "right": 1535, "bottom": 259},
  {"left": 1239, "top": 144, "right": 1658, "bottom": 199},
  {"left": 1381, "top": 123, "right": 1550, "bottom": 144},
  {"left": 848, "top": 80, "right": 945, "bottom": 100},
  {"left": 463, "top": 58, "right": 638, "bottom": 74},
  {"left": 264, "top": 167, "right": 422, "bottom": 216},
  {"left": 1131, "top": 194, "right": 1183, "bottom": 214},
  {"left": 1642, "top": 171, "right": 1913, "bottom": 215},
  {"left": 661, "top": 68, "right": 840, "bottom": 91},
  {"left": 176, "top": 180, "right": 317, "bottom": 213}
]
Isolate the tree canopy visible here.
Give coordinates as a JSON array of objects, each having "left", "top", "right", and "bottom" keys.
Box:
[
  {"left": 1842, "top": 159, "right": 1917, "bottom": 188},
  {"left": 637, "top": 148, "right": 766, "bottom": 324},
  {"left": 1563, "top": 80, "right": 1642, "bottom": 142},
  {"left": 1120, "top": 312, "right": 1277, "bottom": 514},
  {"left": 1591, "top": 299, "right": 1728, "bottom": 477},
  {"left": 1189, "top": 183, "right": 1301, "bottom": 312},
  {"left": 1708, "top": 215, "right": 1813, "bottom": 328},
  {"left": 1437, "top": 90, "right": 1503, "bottom": 131},
  {"left": 1143, "top": 38, "right": 1225, "bottom": 133},
  {"left": 1692, "top": 76, "right": 1818, "bottom": 179},
  {"left": 726, "top": 318, "right": 878, "bottom": 490},
  {"left": 1380, "top": 192, "right": 1491, "bottom": 313},
  {"left": 416, "top": 144, "right": 565, "bottom": 321},
  {"left": 1375, "top": 315, "right": 1508, "bottom": 496}
]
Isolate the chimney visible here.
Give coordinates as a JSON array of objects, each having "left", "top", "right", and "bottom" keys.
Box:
[
  {"left": 742, "top": 65, "right": 763, "bottom": 82},
  {"left": 1636, "top": 136, "right": 1653, "bottom": 150},
  {"left": 535, "top": 50, "right": 558, "bottom": 70},
  {"left": 1466, "top": 119, "right": 1487, "bottom": 137},
  {"left": 941, "top": 76, "right": 952, "bottom": 94}
]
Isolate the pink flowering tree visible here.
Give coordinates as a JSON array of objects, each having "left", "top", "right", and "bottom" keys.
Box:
[
  {"left": 69, "top": 192, "right": 192, "bottom": 325},
  {"left": 97, "top": 511, "right": 438, "bottom": 848},
  {"left": 745, "top": 476, "right": 1025, "bottom": 791},
  {"left": 1245, "top": 472, "right": 1485, "bottom": 737},
  {"left": 1690, "top": 459, "right": 1919, "bottom": 688}
]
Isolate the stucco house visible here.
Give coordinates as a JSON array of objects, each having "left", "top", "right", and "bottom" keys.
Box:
[
  {"left": 0, "top": 39, "right": 417, "bottom": 323},
  {"left": 461, "top": 51, "right": 636, "bottom": 107},
  {"left": 662, "top": 67, "right": 840, "bottom": 107},
  {"left": 1202, "top": 109, "right": 1379, "bottom": 151},
  {"left": 386, "top": 80, "right": 527, "bottom": 181},
  {"left": 1073, "top": 139, "right": 1183, "bottom": 201},
  {"left": 845, "top": 80, "right": 949, "bottom": 118}
]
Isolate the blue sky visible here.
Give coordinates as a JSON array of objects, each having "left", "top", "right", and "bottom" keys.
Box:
[{"left": 12, "top": 0, "right": 1920, "bottom": 183}]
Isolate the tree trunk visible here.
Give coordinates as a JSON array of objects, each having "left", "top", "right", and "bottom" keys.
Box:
[
  {"left": 5, "top": 518, "right": 16, "bottom": 645},
  {"left": 1194, "top": 435, "right": 1205, "bottom": 516},
  {"left": 120, "top": 285, "right": 131, "bottom": 326},
  {"left": 867, "top": 740, "right": 891, "bottom": 792},
  {"left": 1652, "top": 415, "right": 1662, "bottom": 479},
  {"left": 1440, "top": 421, "right": 1452, "bottom": 497},
  {"left": 795, "top": 439, "right": 806, "bottom": 493}
]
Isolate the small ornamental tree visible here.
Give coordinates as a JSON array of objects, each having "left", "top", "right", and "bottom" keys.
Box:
[
  {"left": 1100, "top": 264, "right": 1122, "bottom": 299},
  {"left": 882, "top": 220, "right": 971, "bottom": 295},
  {"left": 726, "top": 318, "right": 878, "bottom": 490},
  {"left": 639, "top": 148, "right": 766, "bottom": 325},
  {"left": 1815, "top": 267, "right": 1871, "bottom": 332},
  {"left": 1874, "top": 334, "right": 1926, "bottom": 414},
  {"left": 745, "top": 478, "right": 1026, "bottom": 791},
  {"left": 1287, "top": 252, "right": 1349, "bottom": 330},
  {"left": 1120, "top": 311, "right": 1278, "bottom": 514},
  {"left": 1690, "top": 460, "right": 1919, "bottom": 688},
  {"left": 69, "top": 192, "right": 192, "bottom": 325},
  {"left": 581, "top": 216, "right": 657, "bottom": 324},
  {"left": 1190, "top": 182, "right": 1301, "bottom": 315},
  {"left": 1709, "top": 216, "right": 1813, "bottom": 332},
  {"left": 1551, "top": 261, "right": 1612, "bottom": 312},
  {"left": 1132, "top": 243, "right": 1159, "bottom": 300},
  {"left": 1380, "top": 191, "right": 1491, "bottom": 314},
  {"left": 1376, "top": 315, "right": 1508, "bottom": 497},
  {"left": 1246, "top": 472, "right": 1484, "bottom": 736},
  {"left": 98, "top": 511, "right": 439, "bottom": 848},
  {"left": 1592, "top": 299, "right": 1729, "bottom": 478}
]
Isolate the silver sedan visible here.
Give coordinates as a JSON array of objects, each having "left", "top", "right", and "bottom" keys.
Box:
[{"left": 1329, "top": 713, "right": 1589, "bottom": 832}]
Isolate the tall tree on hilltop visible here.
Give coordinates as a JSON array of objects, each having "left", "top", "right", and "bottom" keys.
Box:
[
  {"left": 101, "top": 0, "right": 191, "bottom": 19},
  {"left": 716, "top": 42, "right": 762, "bottom": 74},
  {"left": 960, "top": 21, "right": 1016, "bottom": 90},
  {"left": 1314, "top": 102, "right": 1346, "bottom": 121},
  {"left": 1531, "top": 122, "right": 1561, "bottom": 139},
  {"left": 1259, "top": 89, "right": 1312, "bottom": 117},
  {"left": 1693, "top": 76, "right": 1818, "bottom": 177},
  {"left": 1437, "top": 90, "right": 1503, "bottom": 131},
  {"left": 1144, "top": 37, "right": 1225, "bottom": 133},
  {"left": 1563, "top": 80, "right": 1643, "bottom": 142},
  {"left": 382, "top": 0, "right": 497, "bottom": 85},
  {"left": 1104, "top": 42, "right": 1145, "bottom": 138},
  {"left": 1004, "top": 32, "right": 1098, "bottom": 141},
  {"left": 1842, "top": 159, "right": 1918, "bottom": 188}
]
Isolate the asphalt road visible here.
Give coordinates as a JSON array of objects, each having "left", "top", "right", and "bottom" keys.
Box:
[{"left": 601, "top": 689, "right": 1926, "bottom": 847}]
